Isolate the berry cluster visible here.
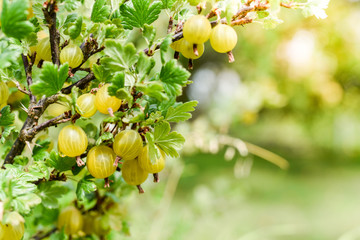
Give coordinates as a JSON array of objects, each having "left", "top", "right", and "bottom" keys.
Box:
[{"left": 171, "top": 14, "right": 238, "bottom": 68}]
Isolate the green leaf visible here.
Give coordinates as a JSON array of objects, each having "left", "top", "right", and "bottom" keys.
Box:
[
  {"left": 0, "top": 40, "right": 22, "bottom": 69},
  {"left": 96, "top": 132, "right": 114, "bottom": 145},
  {"left": 263, "top": 16, "right": 284, "bottom": 29},
  {"left": 63, "top": 0, "right": 79, "bottom": 11},
  {"left": 68, "top": 16, "right": 82, "bottom": 39},
  {"left": 153, "top": 122, "right": 185, "bottom": 158},
  {"left": 28, "top": 161, "right": 51, "bottom": 180},
  {"left": 46, "top": 151, "right": 76, "bottom": 172},
  {"left": 147, "top": 121, "right": 185, "bottom": 159},
  {"left": 38, "top": 182, "right": 69, "bottom": 209},
  {"left": 0, "top": 106, "right": 15, "bottom": 126},
  {"left": 63, "top": 13, "right": 78, "bottom": 28},
  {"left": 12, "top": 193, "right": 42, "bottom": 214},
  {"left": 257, "top": 11, "right": 270, "bottom": 19},
  {"left": 91, "top": 0, "right": 111, "bottom": 23},
  {"left": 143, "top": 24, "right": 156, "bottom": 46},
  {"left": 31, "top": 63, "right": 69, "bottom": 97},
  {"left": 101, "top": 40, "right": 138, "bottom": 72},
  {"left": 165, "top": 101, "right": 198, "bottom": 122},
  {"left": 76, "top": 175, "right": 97, "bottom": 201},
  {"left": 32, "top": 139, "right": 51, "bottom": 161},
  {"left": 0, "top": 0, "right": 35, "bottom": 39},
  {"left": 145, "top": 111, "right": 164, "bottom": 125},
  {"left": 161, "top": 0, "right": 177, "bottom": 9},
  {"left": 159, "top": 60, "right": 191, "bottom": 96},
  {"left": 302, "top": 0, "right": 329, "bottom": 19},
  {"left": 114, "top": 89, "right": 133, "bottom": 104},
  {"left": 145, "top": 132, "right": 160, "bottom": 162},
  {"left": 13, "top": 156, "right": 29, "bottom": 166},
  {"left": 50, "top": 228, "right": 67, "bottom": 240},
  {"left": 137, "top": 82, "right": 168, "bottom": 102},
  {"left": 93, "top": 64, "right": 111, "bottom": 82},
  {"left": 108, "top": 72, "right": 125, "bottom": 95},
  {"left": 136, "top": 52, "right": 156, "bottom": 82},
  {"left": 160, "top": 35, "right": 172, "bottom": 64},
  {"left": 120, "top": 0, "right": 162, "bottom": 30}
]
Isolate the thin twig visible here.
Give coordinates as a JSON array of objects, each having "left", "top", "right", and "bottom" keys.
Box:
[
  {"left": 61, "top": 72, "right": 95, "bottom": 94},
  {"left": 42, "top": 1, "right": 60, "bottom": 66}
]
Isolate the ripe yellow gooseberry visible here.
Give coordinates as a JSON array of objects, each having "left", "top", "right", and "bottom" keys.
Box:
[
  {"left": 7, "top": 82, "right": 26, "bottom": 104},
  {"left": 122, "top": 159, "right": 148, "bottom": 186},
  {"left": 87, "top": 145, "right": 117, "bottom": 179},
  {"left": 46, "top": 101, "right": 71, "bottom": 118},
  {"left": 57, "top": 206, "right": 83, "bottom": 235},
  {"left": 170, "top": 39, "right": 184, "bottom": 52},
  {"left": 138, "top": 145, "right": 166, "bottom": 174},
  {"left": 210, "top": 24, "right": 238, "bottom": 53},
  {"left": 60, "top": 44, "right": 84, "bottom": 68},
  {"left": 0, "top": 81, "right": 9, "bottom": 106},
  {"left": 58, "top": 125, "right": 88, "bottom": 158},
  {"left": 0, "top": 212, "right": 25, "bottom": 240},
  {"left": 35, "top": 37, "right": 52, "bottom": 63},
  {"left": 76, "top": 93, "right": 97, "bottom": 118},
  {"left": 113, "top": 130, "right": 143, "bottom": 161},
  {"left": 183, "top": 15, "right": 212, "bottom": 44},
  {"left": 95, "top": 84, "right": 122, "bottom": 114},
  {"left": 180, "top": 39, "right": 204, "bottom": 59}
]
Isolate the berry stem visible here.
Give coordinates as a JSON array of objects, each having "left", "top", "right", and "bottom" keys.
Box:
[
  {"left": 108, "top": 108, "right": 115, "bottom": 117},
  {"left": 188, "top": 59, "right": 193, "bottom": 70},
  {"left": 113, "top": 156, "right": 122, "bottom": 167},
  {"left": 193, "top": 44, "right": 199, "bottom": 56},
  {"left": 153, "top": 173, "right": 160, "bottom": 183},
  {"left": 227, "top": 51, "right": 235, "bottom": 63},
  {"left": 104, "top": 178, "right": 111, "bottom": 188},
  {"left": 137, "top": 185, "right": 145, "bottom": 194},
  {"left": 174, "top": 51, "right": 180, "bottom": 60},
  {"left": 76, "top": 156, "right": 85, "bottom": 167}
]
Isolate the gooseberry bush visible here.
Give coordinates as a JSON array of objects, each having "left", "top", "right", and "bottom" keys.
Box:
[{"left": 0, "top": 0, "right": 329, "bottom": 239}]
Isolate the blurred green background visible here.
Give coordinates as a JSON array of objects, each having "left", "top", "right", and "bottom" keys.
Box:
[{"left": 125, "top": 1, "right": 360, "bottom": 239}]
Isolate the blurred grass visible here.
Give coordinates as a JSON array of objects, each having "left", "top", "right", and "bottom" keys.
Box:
[
  {"left": 124, "top": 1, "right": 360, "bottom": 239},
  {"left": 126, "top": 159, "right": 360, "bottom": 240}
]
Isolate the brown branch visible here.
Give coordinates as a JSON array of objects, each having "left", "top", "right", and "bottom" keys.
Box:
[
  {"left": 61, "top": 72, "right": 95, "bottom": 94},
  {"left": 13, "top": 80, "right": 30, "bottom": 95},
  {"left": 42, "top": 1, "right": 60, "bottom": 66},
  {"left": 232, "top": 3, "right": 270, "bottom": 20},
  {"left": 27, "top": 111, "right": 71, "bottom": 137},
  {"left": 32, "top": 227, "right": 57, "bottom": 240},
  {"left": 21, "top": 54, "right": 36, "bottom": 103},
  {"left": 231, "top": 17, "right": 254, "bottom": 26},
  {"left": 3, "top": 95, "right": 59, "bottom": 166}
]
